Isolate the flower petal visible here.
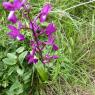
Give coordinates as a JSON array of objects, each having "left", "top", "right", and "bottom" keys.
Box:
[
  {"left": 30, "top": 22, "right": 40, "bottom": 32},
  {"left": 39, "top": 4, "right": 52, "bottom": 22},
  {"left": 41, "top": 4, "right": 52, "bottom": 15},
  {"left": 13, "top": 0, "right": 22, "bottom": 9},
  {"left": 13, "top": 0, "right": 26, "bottom": 9},
  {"left": 52, "top": 55, "right": 58, "bottom": 59},
  {"left": 26, "top": 54, "right": 38, "bottom": 64},
  {"left": 45, "top": 35, "right": 54, "bottom": 45},
  {"left": 8, "top": 11, "right": 17, "bottom": 23},
  {"left": 39, "top": 14, "right": 47, "bottom": 22},
  {"left": 46, "top": 23, "right": 56, "bottom": 36},
  {"left": 8, "top": 25, "right": 19, "bottom": 32},
  {"left": 8, "top": 31, "right": 18, "bottom": 39},
  {"left": 16, "top": 34, "right": 25, "bottom": 41},
  {"left": 8, "top": 25, "right": 19, "bottom": 39},
  {"left": 21, "top": 0, "right": 27, "bottom": 5},
  {"left": 2, "top": 2, "right": 14, "bottom": 11},
  {"left": 52, "top": 44, "right": 59, "bottom": 51},
  {"left": 18, "top": 21, "right": 23, "bottom": 29}
]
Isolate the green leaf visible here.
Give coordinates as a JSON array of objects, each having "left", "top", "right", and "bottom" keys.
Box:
[
  {"left": 7, "top": 53, "right": 17, "bottom": 59},
  {"left": 16, "top": 46, "right": 25, "bottom": 53},
  {"left": 34, "top": 61, "right": 48, "bottom": 81},
  {"left": 22, "top": 71, "right": 31, "bottom": 83},
  {"left": 8, "top": 80, "right": 23, "bottom": 95},
  {"left": 3, "top": 58, "right": 16, "bottom": 65},
  {"left": 2, "top": 81, "right": 9, "bottom": 88},
  {"left": 16, "top": 66, "right": 24, "bottom": 76},
  {"left": 19, "top": 51, "right": 28, "bottom": 64},
  {"left": 8, "top": 67, "right": 15, "bottom": 76}
]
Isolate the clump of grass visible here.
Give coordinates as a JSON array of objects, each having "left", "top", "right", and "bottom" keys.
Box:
[{"left": 38, "top": 0, "right": 95, "bottom": 95}]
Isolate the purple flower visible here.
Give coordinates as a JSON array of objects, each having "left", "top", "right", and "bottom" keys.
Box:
[
  {"left": 52, "top": 55, "right": 59, "bottom": 59},
  {"left": 3, "top": 2, "right": 59, "bottom": 65},
  {"left": 52, "top": 44, "right": 59, "bottom": 51},
  {"left": 14, "top": 0, "right": 27, "bottom": 9},
  {"left": 45, "top": 35, "right": 58, "bottom": 51},
  {"left": 43, "top": 54, "right": 58, "bottom": 63},
  {"left": 30, "top": 22, "right": 40, "bottom": 32},
  {"left": 2, "top": 2, "right": 14, "bottom": 11},
  {"left": 45, "top": 35, "right": 54, "bottom": 45},
  {"left": 16, "top": 34, "right": 25, "bottom": 41},
  {"left": 3, "top": 0, "right": 26, "bottom": 11},
  {"left": 8, "top": 25, "right": 25, "bottom": 41},
  {"left": 26, "top": 49, "right": 38, "bottom": 64},
  {"left": 8, "top": 11, "right": 17, "bottom": 23},
  {"left": 26, "top": 54, "right": 38, "bottom": 64},
  {"left": 39, "top": 4, "right": 52, "bottom": 22},
  {"left": 3, "top": 0, "right": 26, "bottom": 23},
  {"left": 46, "top": 23, "right": 56, "bottom": 36}
]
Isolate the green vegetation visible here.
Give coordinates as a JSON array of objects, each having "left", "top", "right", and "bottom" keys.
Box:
[{"left": 0, "top": 0, "right": 95, "bottom": 95}]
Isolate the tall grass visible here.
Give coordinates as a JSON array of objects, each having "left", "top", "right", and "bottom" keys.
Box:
[{"left": 0, "top": 0, "right": 95, "bottom": 95}]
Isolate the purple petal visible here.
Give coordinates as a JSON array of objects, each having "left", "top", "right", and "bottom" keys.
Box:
[
  {"left": 30, "top": 22, "right": 40, "bottom": 32},
  {"left": 8, "top": 31, "right": 18, "bottom": 39},
  {"left": 41, "top": 4, "right": 52, "bottom": 15},
  {"left": 52, "top": 44, "right": 59, "bottom": 51},
  {"left": 8, "top": 25, "right": 20, "bottom": 39},
  {"left": 43, "top": 54, "right": 51, "bottom": 63},
  {"left": 30, "top": 48, "right": 36, "bottom": 56},
  {"left": 13, "top": 0, "right": 26, "bottom": 9},
  {"left": 28, "top": 56, "right": 33, "bottom": 64},
  {"left": 18, "top": 21, "right": 23, "bottom": 29},
  {"left": 39, "top": 4, "right": 52, "bottom": 22},
  {"left": 8, "top": 11, "right": 17, "bottom": 23},
  {"left": 45, "top": 54, "right": 52, "bottom": 59},
  {"left": 30, "top": 40, "right": 35, "bottom": 47},
  {"left": 45, "top": 35, "right": 54, "bottom": 45},
  {"left": 13, "top": 0, "right": 22, "bottom": 9},
  {"left": 39, "top": 14, "right": 47, "bottom": 22},
  {"left": 26, "top": 54, "right": 38, "bottom": 64},
  {"left": 26, "top": 54, "right": 32, "bottom": 60},
  {"left": 52, "top": 55, "right": 59, "bottom": 59},
  {"left": 8, "top": 25, "right": 19, "bottom": 31},
  {"left": 7, "top": 25, "right": 25, "bottom": 41},
  {"left": 2, "top": 2, "right": 14, "bottom": 11},
  {"left": 16, "top": 34, "right": 25, "bottom": 41},
  {"left": 33, "top": 58, "right": 38, "bottom": 64},
  {"left": 46, "top": 23, "right": 56, "bottom": 36},
  {"left": 21, "top": 0, "right": 27, "bottom": 5}
]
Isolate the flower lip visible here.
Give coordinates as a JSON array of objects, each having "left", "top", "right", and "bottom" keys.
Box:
[
  {"left": 45, "top": 35, "right": 55, "bottom": 45},
  {"left": 39, "top": 4, "right": 52, "bottom": 22},
  {"left": 8, "top": 11, "right": 17, "bottom": 23},
  {"left": 16, "top": 34, "right": 25, "bottom": 41},
  {"left": 26, "top": 54, "right": 38, "bottom": 64},
  {"left": 30, "top": 22, "right": 41, "bottom": 32},
  {"left": 46, "top": 23, "right": 56, "bottom": 36},
  {"left": 7, "top": 25, "right": 25, "bottom": 41},
  {"left": 39, "top": 13, "right": 47, "bottom": 22},
  {"left": 7, "top": 25, "right": 20, "bottom": 39},
  {"left": 13, "top": 0, "right": 25, "bottom": 10},
  {"left": 41, "top": 4, "right": 52, "bottom": 15},
  {"left": 52, "top": 44, "right": 59, "bottom": 51}
]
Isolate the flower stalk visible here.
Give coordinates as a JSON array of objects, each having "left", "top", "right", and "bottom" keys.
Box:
[{"left": 2, "top": 0, "right": 59, "bottom": 64}]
